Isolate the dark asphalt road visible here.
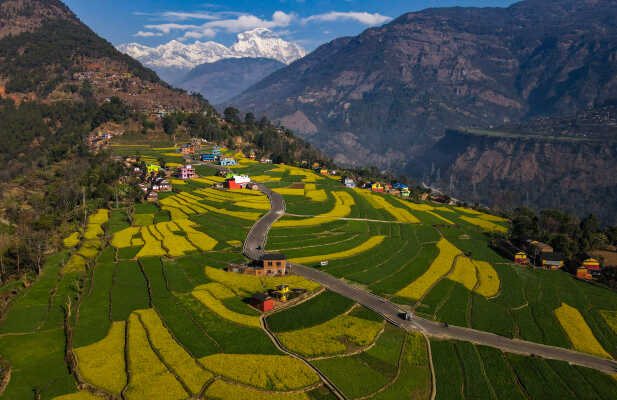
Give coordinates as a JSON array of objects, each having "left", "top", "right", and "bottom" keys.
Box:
[
  {"left": 244, "top": 174, "right": 617, "bottom": 375},
  {"left": 243, "top": 183, "right": 286, "bottom": 260}
]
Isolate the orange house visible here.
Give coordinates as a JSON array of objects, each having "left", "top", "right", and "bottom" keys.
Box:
[
  {"left": 577, "top": 267, "right": 593, "bottom": 281},
  {"left": 371, "top": 183, "right": 384, "bottom": 192}
]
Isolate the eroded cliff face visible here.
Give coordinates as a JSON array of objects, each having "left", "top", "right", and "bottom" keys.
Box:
[{"left": 418, "top": 131, "right": 617, "bottom": 223}]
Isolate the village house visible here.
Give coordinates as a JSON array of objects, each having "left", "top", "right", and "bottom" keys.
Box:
[
  {"left": 181, "top": 144, "right": 195, "bottom": 155},
  {"left": 320, "top": 169, "right": 329, "bottom": 176},
  {"left": 220, "top": 157, "right": 238, "bottom": 166},
  {"left": 152, "top": 178, "right": 172, "bottom": 192},
  {"left": 577, "top": 267, "right": 593, "bottom": 281},
  {"left": 344, "top": 177, "right": 356, "bottom": 188},
  {"left": 249, "top": 152, "right": 256, "bottom": 160},
  {"left": 201, "top": 154, "right": 216, "bottom": 162},
  {"left": 541, "top": 252, "right": 565, "bottom": 270},
  {"left": 226, "top": 175, "right": 250, "bottom": 190},
  {"left": 401, "top": 187, "right": 411, "bottom": 198},
  {"left": 251, "top": 293, "right": 274, "bottom": 312},
  {"left": 260, "top": 158, "right": 273, "bottom": 164},
  {"left": 371, "top": 183, "right": 384, "bottom": 192},
  {"left": 179, "top": 165, "right": 196, "bottom": 180},
  {"left": 261, "top": 254, "right": 287, "bottom": 275}
]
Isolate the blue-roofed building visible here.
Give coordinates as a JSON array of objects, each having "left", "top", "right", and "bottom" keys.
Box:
[
  {"left": 201, "top": 154, "right": 216, "bottom": 162},
  {"left": 220, "top": 157, "right": 238, "bottom": 166}
]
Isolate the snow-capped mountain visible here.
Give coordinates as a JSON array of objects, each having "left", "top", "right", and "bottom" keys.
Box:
[{"left": 117, "top": 28, "right": 306, "bottom": 71}]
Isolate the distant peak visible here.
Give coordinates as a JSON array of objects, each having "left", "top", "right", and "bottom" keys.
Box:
[{"left": 118, "top": 28, "right": 306, "bottom": 70}]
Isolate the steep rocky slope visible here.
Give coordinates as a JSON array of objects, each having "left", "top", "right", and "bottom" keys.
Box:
[
  {"left": 412, "top": 105, "right": 617, "bottom": 222},
  {"left": 230, "top": 0, "right": 617, "bottom": 170}
]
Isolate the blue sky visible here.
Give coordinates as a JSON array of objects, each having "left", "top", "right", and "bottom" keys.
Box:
[{"left": 64, "top": 0, "right": 518, "bottom": 51}]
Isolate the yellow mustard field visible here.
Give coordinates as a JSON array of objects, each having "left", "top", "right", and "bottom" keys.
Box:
[
  {"left": 277, "top": 315, "right": 383, "bottom": 357},
  {"left": 289, "top": 235, "right": 386, "bottom": 264},
  {"left": 305, "top": 189, "right": 328, "bottom": 202},
  {"left": 198, "top": 282, "right": 237, "bottom": 300},
  {"left": 275, "top": 191, "right": 355, "bottom": 227},
  {"left": 136, "top": 309, "right": 212, "bottom": 394},
  {"left": 51, "top": 392, "right": 102, "bottom": 400},
  {"left": 174, "top": 219, "right": 218, "bottom": 251},
  {"left": 191, "top": 289, "right": 261, "bottom": 328},
  {"left": 75, "top": 322, "right": 127, "bottom": 395},
  {"left": 359, "top": 192, "right": 420, "bottom": 223},
  {"left": 473, "top": 260, "right": 500, "bottom": 297},
  {"left": 156, "top": 222, "right": 196, "bottom": 257},
  {"left": 89, "top": 209, "right": 109, "bottom": 225},
  {"left": 601, "top": 311, "right": 617, "bottom": 334},
  {"left": 555, "top": 303, "right": 612, "bottom": 359},
  {"left": 394, "top": 199, "right": 454, "bottom": 224},
  {"left": 250, "top": 175, "right": 282, "bottom": 182},
  {"left": 63, "top": 254, "right": 87, "bottom": 273},
  {"left": 63, "top": 232, "right": 80, "bottom": 248},
  {"left": 204, "top": 266, "right": 320, "bottom": 296},
  {"left": 204, "top": 380, "right": 311, "bottom": 400},
  {"left": 199, "top": 354, "right": 319, "bottom": 391},
  {"left": 460, "top": 216, "right": 507, "bottom": 233},
  {"left": 273, "top": 188, "right": 306, "bottom": 196},
  {"left": 162, "top": 206, "right": 189, "bottom": 220},
  {"left": 112, "top": 227, "right": 139, "bottom": 248},
  {"left": 135, "top": 227, "right": 166, "bottom": 258},
  {"left": 448, "top": 257, "right": 477, "bottom": 291},
  {"left": 397, "top": 238, "right": 462, "bottom": 301},
  {"left": 125, "top": 314, "right": 188, "bottom": 400}
]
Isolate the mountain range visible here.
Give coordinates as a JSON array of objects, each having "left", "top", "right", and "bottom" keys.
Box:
[
  {"left": 230, "top": 0, "right": 617, "bottom": 168},
  {"left": 118, "top": 28, "right": 306, "bottom": 84},
  {"left": 177, "top": 58, "right": 285, "bottom": 105}
]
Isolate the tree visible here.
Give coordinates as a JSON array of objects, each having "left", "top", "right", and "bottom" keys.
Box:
[
  {"left": 162, "top": 115, "right": 178, "bottom": 135},
  {"left": 245, "top": 112, "right": 256, "bottom": 126},
  {"left": 224, "top": 107, "right": 241, "bottom": 124}
]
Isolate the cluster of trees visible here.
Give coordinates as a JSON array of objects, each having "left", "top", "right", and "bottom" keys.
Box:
[
  {"left": 508, "top": 207, "right": 617, "bottom": 288},
  {"left": 0, "top": 96, "right": 131, "bottom": 181},
  {"left": 0, "top": 97, "right": 135, "bottom": 282}
]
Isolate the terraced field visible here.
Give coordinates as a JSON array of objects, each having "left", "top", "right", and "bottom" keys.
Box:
[{"left": 3, "top": 145, "right": 617, "bottom": 399}]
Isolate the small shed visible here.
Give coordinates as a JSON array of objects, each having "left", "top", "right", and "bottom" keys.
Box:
[
  {"left": 514, "top": 252, "right": 529, "bottom": 264},
  {"left": 251, "top": 293, "right": 273, "bottom": 312},
  {"left": 541, "top": 252, "right": 564, "bottom": 270}
]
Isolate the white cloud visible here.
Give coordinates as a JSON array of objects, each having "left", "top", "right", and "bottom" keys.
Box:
[
  {"left": 144, "top": 23, "right": 200, "bottom": 34},
  {"left": 179, "top": 28, "right": 217, "bottom": 40},
  {"left": 160, "top": 11, "right": 220, "bottom": 21},
  {"left": 133, "top": 31, "right": 163, "bottom": 37},
  {"left": 302, "top": 11, "right": 391, "bottom": 26},
  {"left": 200, "top": 11, "right": 295, "bottom": 33}
]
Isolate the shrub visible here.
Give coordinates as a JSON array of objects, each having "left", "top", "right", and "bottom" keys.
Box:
[
  {"left": 198, "top": 354, "right": 319, "bottom": 390},
  {"left": 75, "top": 322, "right": 127, "bottom": 395}
]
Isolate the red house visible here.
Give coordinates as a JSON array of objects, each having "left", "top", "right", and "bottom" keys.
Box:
[
  {"left": 251, "top": 293, "right": 273, "bottom": 312},
  {"left": 226, "top": 179, "right": 242, "bottom": 189}
]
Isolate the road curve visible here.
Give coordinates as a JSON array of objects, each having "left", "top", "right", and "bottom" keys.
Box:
[
  {"left": 243, "top": 183, "right": 286, "bottom": 260},
  {"left": 248, "top": 179, "right": 617, "bottom": 375}
]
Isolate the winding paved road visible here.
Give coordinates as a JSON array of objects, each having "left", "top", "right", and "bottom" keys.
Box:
[{"left": 243, "top": 175, "right": 617, "bottom": 375}]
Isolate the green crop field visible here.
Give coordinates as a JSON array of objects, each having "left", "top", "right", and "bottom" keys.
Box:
[{"left": 6, "top": 152, "right": 617, "bottom": 400}]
